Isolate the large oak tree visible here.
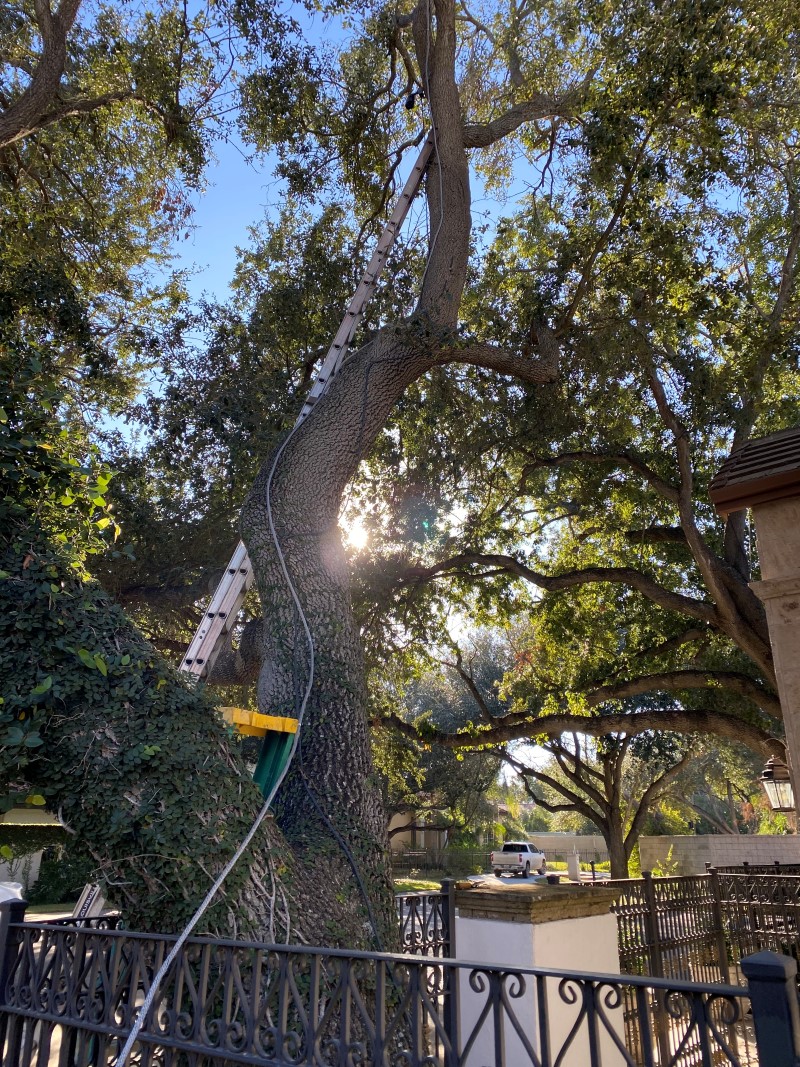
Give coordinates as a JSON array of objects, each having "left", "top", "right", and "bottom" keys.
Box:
[{"left": 4, "top": 0, "right": 800, "bottom": 944}]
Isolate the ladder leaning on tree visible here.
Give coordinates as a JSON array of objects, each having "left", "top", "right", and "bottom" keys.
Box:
[{"left": 178, "top": 131, "right": 435, "bottom": 794}]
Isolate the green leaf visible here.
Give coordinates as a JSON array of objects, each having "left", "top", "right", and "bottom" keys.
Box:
[
  {"left": 31, "top": 676, "right": 53, "bottom": 696},
  {"left": 76, "top": 648, "right": 97, "bottom": 670},
  {"left": 93, "top": 654, "right": 108, "bottom": 677},
  {"left": 22, "top": 735, "right": 44, "bottom": 748},
  {"left": 25, "top": 794, "right": 46, "bottom": 806}
]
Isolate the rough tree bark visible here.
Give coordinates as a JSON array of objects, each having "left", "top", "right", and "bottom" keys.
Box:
[
  {"left": 0, "top": 0, "right": 83, "bottom": 148},
  {"left": 234, "top": 0, "right": 559, "bottom": 941}
]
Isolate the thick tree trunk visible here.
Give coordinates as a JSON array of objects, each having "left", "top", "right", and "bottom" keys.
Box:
[
  {"left": 606, "top": 816, "right": 630, "bottom": 879},
  {"left": 15, "top": 0, "right": 556, "bottom": 947},
  {"left": 239, "top": 335, "right": 436, "bottom": 946}
]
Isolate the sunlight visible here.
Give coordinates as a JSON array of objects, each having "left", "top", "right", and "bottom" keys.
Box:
[{"left": 342, "top": 517, "right": 369, "bottom": 551}]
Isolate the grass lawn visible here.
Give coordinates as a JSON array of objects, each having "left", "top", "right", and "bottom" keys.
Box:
[
  {"left": 26, "top": 902, "right": 75, "bottom": 915},
  {"left": 394, "top": 877, "right": 442, "bottom": 893}
]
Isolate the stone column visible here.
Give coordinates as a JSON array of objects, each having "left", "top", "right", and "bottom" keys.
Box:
[
  {"left": 453, "top": 880, "right": 623, "bottom": 1065},
  {"left": 749, "top": 497, "right": 800, "bottom": 822}
]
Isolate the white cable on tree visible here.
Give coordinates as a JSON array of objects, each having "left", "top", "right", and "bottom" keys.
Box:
[{"left": 114, "top": 127, "right": 435, "bottom": 1066}]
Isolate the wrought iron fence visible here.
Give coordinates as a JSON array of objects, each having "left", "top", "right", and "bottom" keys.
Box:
[
  {"left": 0, "top": 914, "right": 768, "bottom": 1067},
  {"left": 396, "top": 889, "right": 452, "bottom": 957},
  {"left": 598, "top": 869, "right": 800, "bottom": 985},
  {"left": 716, "top": 871, "right": 800, "bottom": 981},
  {"left": 605, "top": 872, "right": 730, "bottom": 986},
  {"left": 712, "top": 862, "right": 800, "bottom": 876},
  {"left": 391, "top": 849, "right": 491, "bottom": 876}
]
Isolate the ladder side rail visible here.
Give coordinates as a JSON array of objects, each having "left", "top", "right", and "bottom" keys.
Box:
[
  {"left": 180, "top": 574, "right": 251, "bottom": 676},
  {"left": 179, "top": 541, "right": 252, "bottom": 674},
  {"left": 297, "top": 133, "right": 434, "bottom": 422},
  {"left": 180, "top": 131, "right": 433, "bottom": 675}
]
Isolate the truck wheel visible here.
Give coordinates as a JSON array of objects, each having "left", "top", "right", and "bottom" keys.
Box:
[
  {"left": 524, "top": 862, "right": 531, "bottom": 878},
  {"left": 494, "top": 869, "right": 502, "bottom": 877},
  {"left": 538, "top": 863, "right": 546, "bottom": 875}
]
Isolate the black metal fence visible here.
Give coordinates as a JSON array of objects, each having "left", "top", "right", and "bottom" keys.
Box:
[
  {"left": 396, "top": 866, "right": 800, "bottom": 1057},
  {"left": 391, "top": 849, "right": 491, "bottom": 877},
  {"left": 2, "top": 906, "right": 790, "bottom": 1067},
  {"left": 600, "top": 868, "right": 800, "bottom": 985},
  {"left": 396, "top": 887, "right": 453, "bottom": 957}
]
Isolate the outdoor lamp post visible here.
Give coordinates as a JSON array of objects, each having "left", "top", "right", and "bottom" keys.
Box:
[{"left": 760, "top": 755, "right": 795, "bottom": 813}]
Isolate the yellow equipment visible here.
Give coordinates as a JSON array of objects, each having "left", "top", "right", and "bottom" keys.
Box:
[{"left": 219, "top": 708, "right": 299, "bottom": 795}]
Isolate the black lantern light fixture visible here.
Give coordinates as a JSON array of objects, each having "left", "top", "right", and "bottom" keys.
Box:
[{"left": 760, "top": 755, "right": 795, "bottom": 813}]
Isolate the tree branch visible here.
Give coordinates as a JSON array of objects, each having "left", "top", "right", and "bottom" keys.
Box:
[
  {"left": 462, "top": 94, "right": 579, "bottom": 148},
  {"left": 0, "top": 0, "right": 83, "bottom": 148},
  {"left": 434, "top": 330, "right": 559, "bottom": 383},
  {"left": 625, "top": 526, "right": 687, "bottom": 546},
  {"left": 506, "top": 753, "right": 604, "bottom": 825},
  {"left": 521, "top": 450, "right": 680, "bottom": 505},
  {"left": 382, "top": 704, "right": 775, "bottom": 757},
  {"left": 405, "top": 551, "right": 718, "bottom": 627},
  {"left": 588, "top": 670, "right": 781, "bottom": 721},
  {"left": 625, "top": 752, "right": 692, "bottom": 853}
]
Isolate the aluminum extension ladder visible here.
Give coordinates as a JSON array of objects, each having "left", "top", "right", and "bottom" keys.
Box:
[{"left": 180, "top": 132, "right": 434, "bottom": 678}]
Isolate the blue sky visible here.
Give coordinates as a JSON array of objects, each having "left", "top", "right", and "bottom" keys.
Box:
[{"left": 171, "top": 132, "right": 278, "bottom": 303}]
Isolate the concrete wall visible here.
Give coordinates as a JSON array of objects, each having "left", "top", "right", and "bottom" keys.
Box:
[
  {"left": 0, "top": 851, "right": 42, "bottom": 892},
  {"left": 639, "top": 834, "right": 800, "bottom": 875},
  {"left": 527, "top": 833, "right": 609, "bottom": 860}
]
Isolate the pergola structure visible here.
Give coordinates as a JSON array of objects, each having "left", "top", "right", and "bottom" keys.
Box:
[{"left": 710, "top": 427, "right": 800, "bottom": 817}]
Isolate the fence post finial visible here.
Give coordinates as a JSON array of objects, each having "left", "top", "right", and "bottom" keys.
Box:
[{"left": 742, "top": 950, "right": 800, "bottom": 1067}]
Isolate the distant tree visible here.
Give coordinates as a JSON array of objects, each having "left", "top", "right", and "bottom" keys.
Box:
[
  {"left": 374, "top": 632, "right": 507, "bottom": 842},
  {"left": 507, "top": 732, "right": 693, "bottom": 877}
]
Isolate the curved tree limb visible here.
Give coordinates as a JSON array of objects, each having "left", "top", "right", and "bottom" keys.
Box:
[
  {"left": 520, "top": 449, "right": 680, "bottom": 504},
  {"left": 404, "top": 551, "right": 719, "bottom": 626},
  {"left": 381, "top": 704, "right": 775, "bottom": 758},
  {"left": 435, "top": 333, "right": 559, "bottom": 382},
  {"left": 0, "top": 0, "right": 83, "bottom": 148},
  {"left": 463, "top": 94, "right": 579, "bottom": 148},
  {"left": 506, "top": 753, "right": 606, "bottom": 825},
  {"left": 588, "top": 670, "right": 781, "bottom": 720}
]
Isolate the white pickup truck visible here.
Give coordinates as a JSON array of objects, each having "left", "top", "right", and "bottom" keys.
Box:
[{"left": 490, "top": 842, "right": 547, "bottom": 878}]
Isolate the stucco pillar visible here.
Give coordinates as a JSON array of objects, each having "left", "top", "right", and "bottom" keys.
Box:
[
  {"left": 749, "top": 498, "right": 800, "bottom": 815},
  {"left": 453, "top": 880, "right": 624, "bottom": 1065}
]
